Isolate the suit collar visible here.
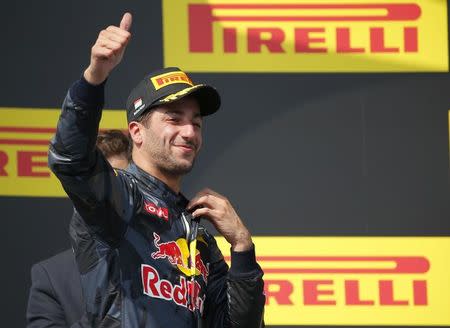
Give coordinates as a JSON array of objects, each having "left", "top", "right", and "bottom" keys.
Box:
[{"left": 126, "top": 162, "right": 189, "bottom": 207}]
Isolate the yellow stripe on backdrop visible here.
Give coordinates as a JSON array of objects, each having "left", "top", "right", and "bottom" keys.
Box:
[
  {"left": 216, "top": 236, "right": 450, "bottom": 326},
  {"left": 0, "top": 108, "right": 126, "bottom": 197},
  {"left": 163, "top": 0, "right": 448, "bottom": 72}
]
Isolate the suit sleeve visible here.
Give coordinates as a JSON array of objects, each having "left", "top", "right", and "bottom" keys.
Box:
[
  {"left": 26, "top": 263, "right": 68, "bottom": 328},
  {"left": 48, "top": 77, "right": 137, "bottom": 244},
  {"left": 202, "top": 234, "right": 265, "bottom": 328}
]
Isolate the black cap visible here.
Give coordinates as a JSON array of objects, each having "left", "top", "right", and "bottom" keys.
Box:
[{"left": 126, "top": 67, "right": 221, "bottom": 122}]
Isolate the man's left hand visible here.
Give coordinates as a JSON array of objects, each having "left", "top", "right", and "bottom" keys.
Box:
[{"left": 187, "top": 188, "right": 252, "bottom": 252}]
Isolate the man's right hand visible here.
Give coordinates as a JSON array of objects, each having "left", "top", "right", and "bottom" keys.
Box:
[{"left": 83, "top": 12, "right": 132, "bottom": 85}]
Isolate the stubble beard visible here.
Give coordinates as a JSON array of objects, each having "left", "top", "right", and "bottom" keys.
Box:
[
  {"left": 145, "top": 137, "right": 196, "bottom": 177},
  {"left": 156, "top": 150, "right": 196, "bottom": 177}
]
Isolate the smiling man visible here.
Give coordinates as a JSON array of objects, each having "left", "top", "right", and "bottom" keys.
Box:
[{"left": 48, "top": 12, "right": 265, "bottom": 328}]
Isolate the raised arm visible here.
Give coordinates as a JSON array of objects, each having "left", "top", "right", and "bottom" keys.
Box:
[{"left": 48, "top": 14, "right": 135, "bottom": 243}]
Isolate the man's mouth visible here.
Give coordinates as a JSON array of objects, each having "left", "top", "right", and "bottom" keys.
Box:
[{"left": 173, "top": 144, "right": 196, "bottom": 152}]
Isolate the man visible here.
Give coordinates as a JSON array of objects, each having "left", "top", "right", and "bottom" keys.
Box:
[
  {"left": 48, "top": 12, "right": 265, "bottom": 327},
  {"left": 26, "top": 130, "right": 131, "bottom": 328},
  {"left": 95, "top": 129, "right": 131, "bottom": 169}
]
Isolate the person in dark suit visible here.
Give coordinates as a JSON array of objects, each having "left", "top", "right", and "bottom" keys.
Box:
[
  {"left": 26, "top": 130, "right": 130, "bottom": 328},
  {"left": 26, "top": 249, "right": 85, "bottom": 327}
]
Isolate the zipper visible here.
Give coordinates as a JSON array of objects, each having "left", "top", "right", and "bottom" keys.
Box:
[
  {"left": 181, "top": 211, "right": 202, "bottom": 327},
  {"left": 181, "top": 212, "right": 191, "bottom": 242}
]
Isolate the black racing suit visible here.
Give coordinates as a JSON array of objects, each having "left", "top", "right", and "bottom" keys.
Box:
[{"left": 48, "top": 77, "right": 265, "bottom": 327}]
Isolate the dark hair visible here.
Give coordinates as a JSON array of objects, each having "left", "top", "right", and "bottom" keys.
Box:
[
  {"left": 135, "top": 108, "right": 154, "bottom": 127},
  {"left": 96, "top": 130, "right": 131, "bottom": 160}
]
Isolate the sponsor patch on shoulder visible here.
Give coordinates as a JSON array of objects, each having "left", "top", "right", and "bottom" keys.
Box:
[{"left": 144, "top": 201, "right": 169, "bottom": 221}]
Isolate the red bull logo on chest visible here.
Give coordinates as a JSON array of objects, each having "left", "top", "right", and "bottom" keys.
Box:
[
  {"left": 151, "top": 232, "right": 209, "bottom": 283},
  {"left": 142, "top": 233, "right": 210, "bottom": 312}
]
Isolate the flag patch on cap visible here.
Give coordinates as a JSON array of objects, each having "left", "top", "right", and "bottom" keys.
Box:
[
  {"left": 134, "top": 98, "right": 143, "bottom": 109},
  {"left": 133, "top": 98, "right": 145, "bottom": 115}
]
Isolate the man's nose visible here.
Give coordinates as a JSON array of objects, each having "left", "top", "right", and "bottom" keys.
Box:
[{"left": 180, "top": 123, "right": 196, "bottom": 139}]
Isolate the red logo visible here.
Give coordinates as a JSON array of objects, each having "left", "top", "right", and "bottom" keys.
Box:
[
  {"left": 194, "top": 253, "right": 209, "bottom": 283},
  {"left": 151, "top": 233, "right": 209, "bottom": 283},
  {"left": 144, "top": 202, "right": 169, "bottom": 221},
  {"left": 188, "top": 3, "right": 421, "bottom": 54},
  {"left": 151, "top": 232, "right": 184, "bottom": 265},
  {"left": 233, "top": 256, "right": 430, "bottom": 306},
  {"left": 141, "top": 264, "right": 205, "bottom": 313}
]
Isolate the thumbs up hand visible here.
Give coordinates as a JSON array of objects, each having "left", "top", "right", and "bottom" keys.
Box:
[{"left": 84, "top": 13, "right": 132, "bottom": 85}]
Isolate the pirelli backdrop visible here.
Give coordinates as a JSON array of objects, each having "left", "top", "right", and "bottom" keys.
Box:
[{"left": 1, "top": 0, "right": 449, "bottom": 327}]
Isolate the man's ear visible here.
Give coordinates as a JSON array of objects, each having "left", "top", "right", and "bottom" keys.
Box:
[{"left": 128, "top": 121, "right": 143, "bottom": 145}]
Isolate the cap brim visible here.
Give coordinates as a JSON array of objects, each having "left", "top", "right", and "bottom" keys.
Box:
[{"left": 153, "top": 84, "right": 221, "bottom": 116}]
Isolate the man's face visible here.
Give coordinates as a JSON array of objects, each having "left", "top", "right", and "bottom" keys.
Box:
[{"left": 138, "top": 97, "right": 203, "bottom": 176}]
